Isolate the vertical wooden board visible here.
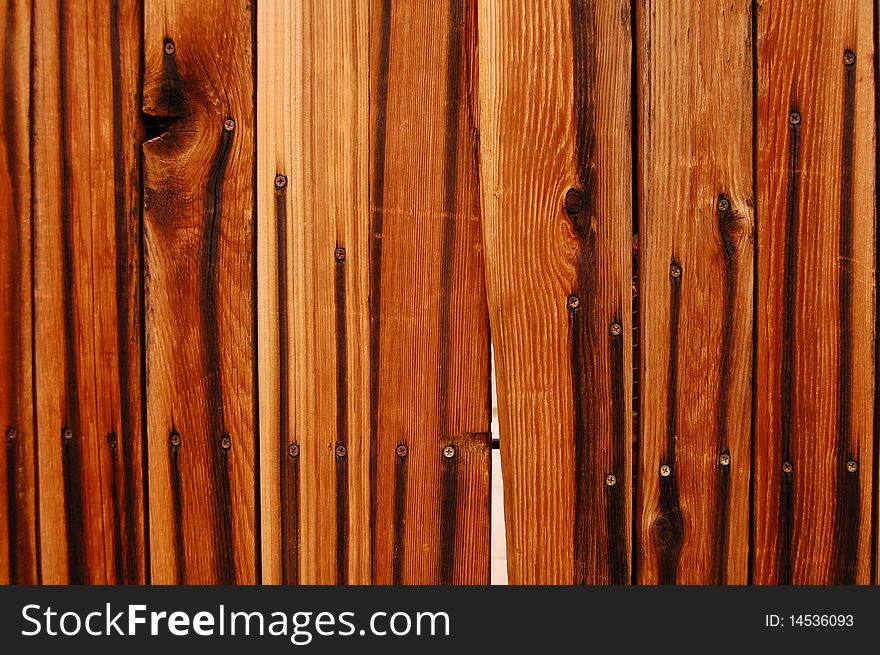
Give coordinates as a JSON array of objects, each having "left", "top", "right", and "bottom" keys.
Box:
[
  {"left": 370, "top": 0, "right": 491, "bottom": 584},
  {"left": 755, "top": 0, "right": 875, "bottom": 584},
  {"left": 257, "top": 0, "right": 371, "bottom": 585},
  {"left": 478, "top": 0, "right": 632, "bottom": 584},
  {"left": 0, "top": 0, "right": 37, "bottom": 585},
  {"left": 143, "top": 0, "right": 256, "bottom": 583},
  {"left": 636, "top": 1, "right": 753, "bottom": 584},
  {"left": 31, "top": 0, "right": 145, "bottom": 584}
]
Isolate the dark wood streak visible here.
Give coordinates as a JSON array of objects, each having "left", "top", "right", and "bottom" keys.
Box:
[
  {"left": 275, "top": 183, "right": 298, "bottom": 584},
  {"left": 57, "top": 0, "right": 85, "bottom": 584},
  {"left": 201, "top": 125, "right": 235, "bottom": 584},
  {"left": 5, "top": 430, "right": 19, "bottom": 582},
  {"left": 833, "top": 54, "right": 858, "bottom": 585},
  {"left": 569, "top": 0, "right": 600, "bottom": 586},
  {"left": 437, "top": 0, "right": 465, "bottom": 585},
  {"left": 335, "top": 251, "right": 349, "bottom": 585},
  {"left": 169, "top": 430, "right": 185, "bottom": 583},
  {"left": 392, "top": 444, "right": 407, "bottom": 584},
  {"left": 107, "top": 432, "right": 123, "bottom": 583},
  {"left": 368, "top": 0, "right": 391, "bottom": 583},
  {"left": 438, "top": 441, "right": 459, "bottom": 584},
  {"left": 778, "top": 105, "right": 800, "bottom": 584},
  {"left": 653, "top": 258, "right": 684, "bottom": 585},
  {"left": 607, "top": 319, "right": 628, "bottom": 584},
  {"left": 713, "top": 196, "right": 740, "bottom": 584},
  {"left": 109, "top": 0, "right": 138, "bottom": 584}
]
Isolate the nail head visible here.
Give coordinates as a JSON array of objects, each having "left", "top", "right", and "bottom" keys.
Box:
[{"left": 443, "top": 445, "right": 456, "bottom": 459}]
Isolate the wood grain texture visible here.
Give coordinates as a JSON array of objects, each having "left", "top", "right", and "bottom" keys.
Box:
[
  {"left": 257, "top": 0, "right": 371, "bottom": 585},
  {"left": 31, "top": 0, "right": 146, "bottom": 584},
  {"left": 479, "top": 0, "right": 632, "bottom": 584},
  {"left": 370, "top": 0, "right": 491, "bottom": 585},
  {"left": 0, "top": 0, "right": 37, "bottom": 585},
  {"left": 754, "top": 0, "right": 875, "bottom": 584},
  {"left": 636, "top": 0, "right": 753, "bottom": 584},
  {"left": 143, "top": 0, "right": 256, "bottom": 584}
]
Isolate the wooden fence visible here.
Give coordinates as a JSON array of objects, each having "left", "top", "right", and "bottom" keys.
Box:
[{"left": 0, "top": 0, "right": 876, "bottom": 585}]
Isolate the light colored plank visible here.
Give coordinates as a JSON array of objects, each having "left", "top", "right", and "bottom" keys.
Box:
[
  {"left": 479, "top": 0, "right": 632, "bottom": 584},
  {"left": 143, "top": 0, "right": 256, "bottom": 584},
  {"left": 754, "top": 0, "right": 875, "bottom": 584},
  {"left": 635, "top": 0, "right": 753, "bottom": 584}
]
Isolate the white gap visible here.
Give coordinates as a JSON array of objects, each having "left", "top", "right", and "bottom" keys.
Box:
[{"left": 490, "top": 346, "right": 508, "bottom": 585}]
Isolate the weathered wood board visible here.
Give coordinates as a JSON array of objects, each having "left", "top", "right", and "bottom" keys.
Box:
[
  {"left": 753, "top": 0, "right": 875, "bottom": 584},
  {"left": 30, "top": 0, "right": 145, "bottom": 584},
  {"left": 142, "top": 0, "right": 256, "bottom": 584},
  {"left": 635, "top": 0, "right": 753, "bottom": 584},
  {"left": 479, "top": 0, "right": 633, "bottom": 584}
]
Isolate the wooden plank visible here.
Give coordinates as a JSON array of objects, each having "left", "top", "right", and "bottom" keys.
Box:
[
  {"left": 370, "top": 0, "right": 491, "bottom": 584},
  {"left": 478, "top": 0, "right": 632, "bottom": 584},
  {"left": 0, "top": 0, "right": 37, "bottom": 585},
  {"left": 143, "top": 0, "right": 256, "bottom": 583},
  {"left": 257, "top": 0, "right": 371, "bottom": 585},
  {"left": 754, "top": 0, "right": 875, "bottom": 584},
  {"left": 31, "top": 0, "right": 145, "bottom": 584},
  {"left": 635, "top": 1, "right": 753, "bottom": 584}
]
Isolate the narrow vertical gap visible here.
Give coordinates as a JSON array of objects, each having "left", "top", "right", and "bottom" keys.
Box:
[
  {"left": 747, "top": 0, "right": 759, "bottom": 586},
  {"left": 628, "top": 0, "right": 640, "bottom": 586}
]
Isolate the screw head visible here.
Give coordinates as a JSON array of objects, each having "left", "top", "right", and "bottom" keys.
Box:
[
  {"left": 789, "top": 111, "right": 801, "bottom": 126},
  {"left": 63, "top": 428, "right": 74, "bottom": 442},
  {"left": 442, "top": 445, "right": 456, "bottom": 459},
  {"left": 164, "top": 40, "right": 175, "bottom": 55},
  {"left": 605, "top": 473, "right": 617, "bottom": 487},
  {"left": 287, "top": 443, "right": 299, "bottom": 458},
  {"left": 846, "top": 459, "right": 858, "bottom": 473},
  {"left": 220, "top": 435, "right": 231, "bottom": 450},
  {"left": 567, "top": 295, "right": 581, "bottom": 310},
  {"left": 844, "top": 50, "right": 856, "bottom": 67},
  {"left": 274, "top": 174, "right": 287, "bottom": 189},
  {"left": 334, "top": 247, "right": 346, "bottom": 262},
  {"left": 782, "top": 460, "right": 793, "bottom": 474},
  {"left": 609, "top": 322, "right": 622, "bottom": 337},
  {"left": 719, "top": 452, "right": 731, "bottom": 467},
  {"left": 396, "top": 444, "right": 408, "bottom": 458},
  {"left": 335, "top": 444, "right": 347, "bottom": 458},
  {"left": 659, "top": 464, "right": 671, "bottom": 477},
  {"left": 670, "top": 263, "right": 682, "bottom": 279},
  {"left": 717, "top": 197, "right": 730, "bottom": 213},
  {"left": 170, "top": 432, "right": 181, "bottom": 447},
  {"left": 223, "top": 118, "right": 236, "bottom": 132},
  {"left": 6, "top": 427, "right": 16, "bottom": 441},
  {"left": 564, "top": 188, "right": 585, "bottom": 215}
]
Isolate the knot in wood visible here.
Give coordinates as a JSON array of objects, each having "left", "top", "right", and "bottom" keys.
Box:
[
  {"left": 107, "top": 432, "right": 118, "bottom": 449},
  {"left": 564, "top": 188, "right": 585, "bottom": 215}
]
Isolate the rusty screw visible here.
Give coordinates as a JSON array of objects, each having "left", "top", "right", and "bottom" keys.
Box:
[
  {"left": 605, "top": 473, "right": 617, "bottom": 487},
  {"left": 719, "top": 452, "right": 731, "bottom": 467},
  {"left": 670, "top": 263, "right": 682, "bottom": 279},
  {"left": 789, "top": 111, "right": 801, "bottom": 126},
  {"left": 846, "top": 460, "right": 858, "bottom": 473},
  {"left": 335, "top": 444, "right": 347, "bottom": 458},
  {"left": 220, "top": 435, "right": 231, "bottom": 450},
  {"left": 163, "top": 40, "right": 175, "bottom": 55},
  {"left": 844, "top": 50, "right": 856, "bottom": 67},
  {"left": 287, "top": 443, "right": 299, "bottom": 458},
  {"left": 63, "top": 428, "right": 74, "bottom": 442},
  {"left": 170, "top": 432, "right": 181, "bottom": 447},
  {"left": 6, "top": 427, "right": 16, "bottom": 441},
  {"left": 274, "top": 174, "right": 287, "bottom": 189},
  {"left": 567, "top": 295, "right": 581, "bottom": 310},
  {"left": 443, "top": 445, "right": 456, "bottom": 459},
  {"left": 717, "top": 196, "right": 730, "bottom": 213},
  {"left": 335, "top": 247, "right": 346, "bottom": 262},
  {"left": 659, "top": 464, "right": 671, "bottom": 477},
  {"left": 396, "top": 444, "right": 408, "bottom": 458},
  {"left": 609, "top": 322, "right": 622, "bottom": 337},
  {"left": 223, "top": 118, "right": 236, "bottom": 132},
  {"left": 782, "top": 460, "right": 793, "bottom": 474}
]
